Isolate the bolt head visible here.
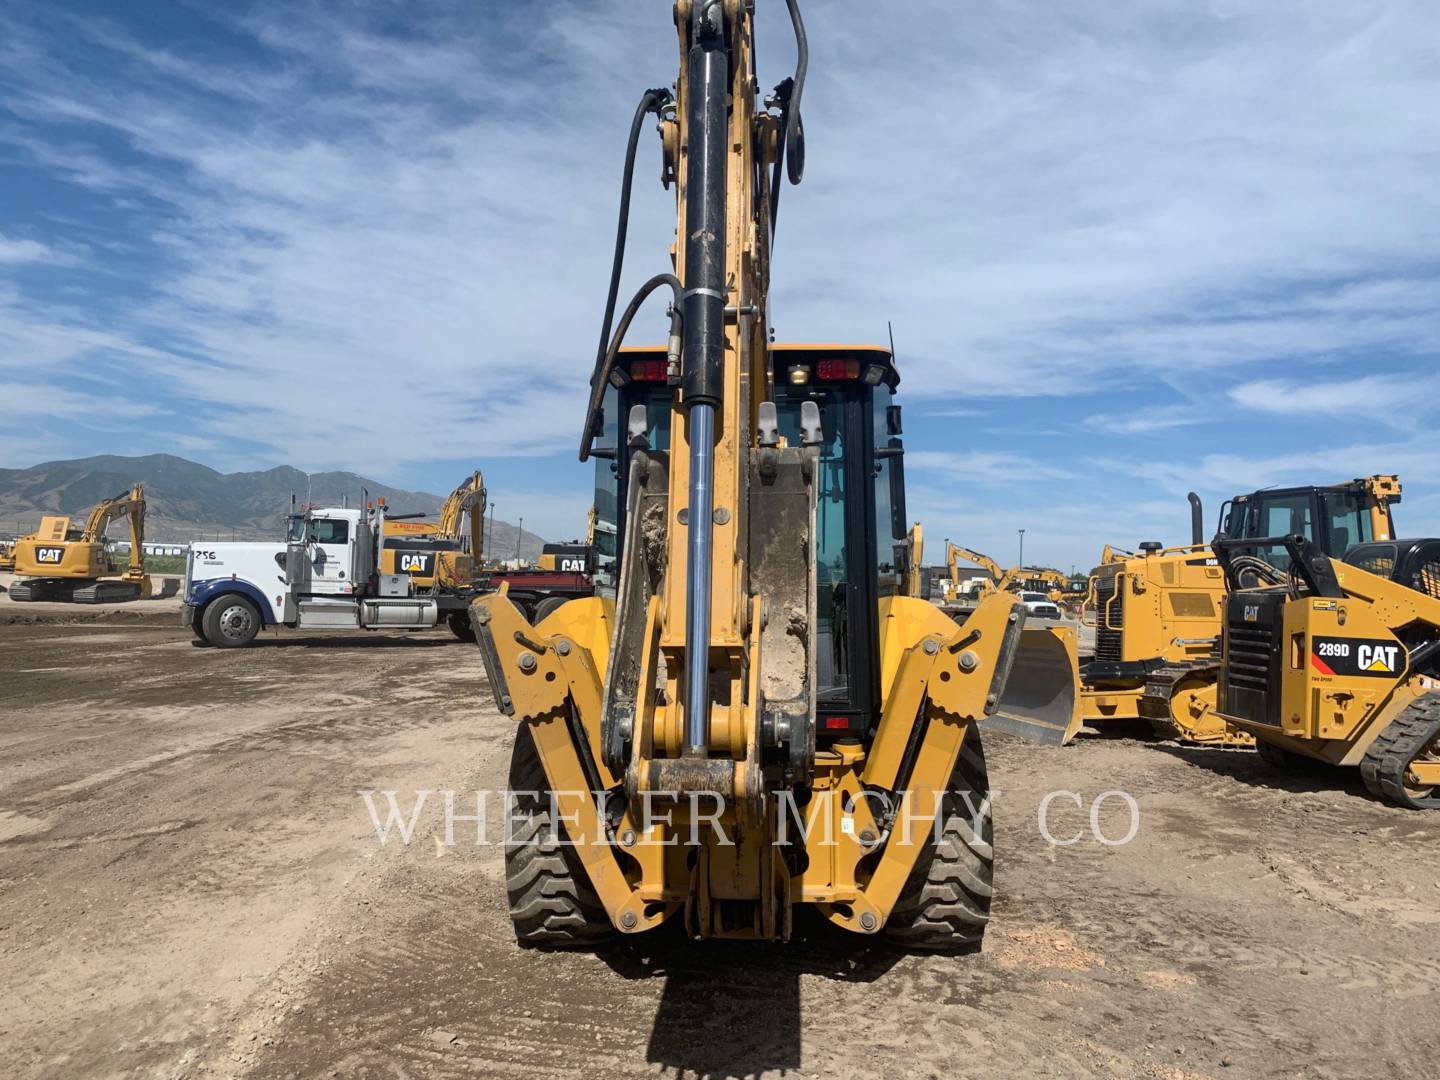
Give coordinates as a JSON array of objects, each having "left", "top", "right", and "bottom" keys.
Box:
[
  {"left": 518, "top": 653, "right": 538, "bottom": 673},
  {"left": 555, "top": 639, "right": 571, "bottom": 656},
  {"left": 922, "top": 639, "right": 940, "bottom": 655},
  {"left": 621, "top": 830, "right": 637, "bottom": 847},
  {"left": 958, "top": 650, "right": 980, "bottom": 672},
  {"left": 859, "top": 912, "right": 878, "bottom": 931},
  {"left": 620, "top": 911, "right": 638, "bottom": 930}
]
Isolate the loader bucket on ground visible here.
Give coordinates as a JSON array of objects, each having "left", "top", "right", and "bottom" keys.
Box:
[{"left": 983, "top": 624, "right": 1083, "bottom": 746}]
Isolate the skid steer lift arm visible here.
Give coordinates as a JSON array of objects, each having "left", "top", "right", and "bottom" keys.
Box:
[{"left": 470, "top": 0, "right": 1027, "bottom": 945}]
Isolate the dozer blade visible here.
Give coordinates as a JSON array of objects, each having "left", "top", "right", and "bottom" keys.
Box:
[{"left": 983, "top": 625, "right": 1083, "bottom": 746}]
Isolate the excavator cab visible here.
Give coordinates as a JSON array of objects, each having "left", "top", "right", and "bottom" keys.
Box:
[{"left": 592, "top": 345, "right": 908, "bottom": 743}]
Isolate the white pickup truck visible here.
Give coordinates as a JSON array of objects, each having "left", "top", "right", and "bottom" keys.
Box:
[{"left": 182, "top": 503, "right": 469, "bottom": 647}]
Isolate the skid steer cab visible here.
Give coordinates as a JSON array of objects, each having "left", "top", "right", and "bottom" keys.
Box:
[
  {"left": 1212, "top": 533, "right": 1440, "bottom": 808},
  {"left": 182, "top": 502, "right": 474, "bottom": 647}
]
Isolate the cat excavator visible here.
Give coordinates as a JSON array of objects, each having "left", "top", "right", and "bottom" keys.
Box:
[
  {"left": 379, "top": 469, "right": 486, "bottom": 592},
  {"left": 9, "top": 484, "right": 152, "bottom": 603},
  {"left": 469, "top": 0, "right": 1047, "bottom": 947}
]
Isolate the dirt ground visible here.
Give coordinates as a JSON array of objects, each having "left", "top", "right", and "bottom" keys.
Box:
[{"left": 2, "top": 615, "right": 1438, "bottom": 1080}]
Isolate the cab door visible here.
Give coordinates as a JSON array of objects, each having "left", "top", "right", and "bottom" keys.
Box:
[{"left": 305, "top": 516, "right": 354, "bottom": 594}]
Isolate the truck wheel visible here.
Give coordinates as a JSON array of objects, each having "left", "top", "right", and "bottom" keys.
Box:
[
  {"left": 505, "top": 724, "right": 613, "bottom": 947},
  {"left": 447, "top": 611, "right": 476, "bottom": 642},
  {"left": 202, "top": 594, "right": 261, "bottom": 648},
  {"left": 885, "top": 724, "right": 994, "bottom": 951},
  {"left": 532, "top": 596, "right": 568, "bottom": 624}
]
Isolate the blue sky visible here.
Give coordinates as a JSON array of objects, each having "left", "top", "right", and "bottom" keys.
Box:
[{"left": 1, "top": 1, "right": 1437, "bottom": 569}]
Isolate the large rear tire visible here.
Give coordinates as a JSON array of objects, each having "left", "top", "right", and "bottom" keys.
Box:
[
  {"left": 505, "top": 723, "right": 614, "bottom": 947},
  {"left": 884, "top": 725, "right": 994, "bottom": 951}
]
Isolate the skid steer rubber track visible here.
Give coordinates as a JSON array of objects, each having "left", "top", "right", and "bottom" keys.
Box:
[
  {"left": 1359, "top": 695, "right": 1440, "bottom": 810},
  {"left": 504, "top": 724, "right": 614, "bottom": 947},
  {"left": 885, "top": 726, "right": 993, "bottom": 951}
]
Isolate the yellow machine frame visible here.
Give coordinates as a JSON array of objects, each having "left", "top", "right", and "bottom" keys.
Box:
[{"left": 1213, "top": 535, "right": 1440, "bottom": 807}]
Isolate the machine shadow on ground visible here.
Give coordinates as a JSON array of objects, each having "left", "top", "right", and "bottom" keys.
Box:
[
  {"left": 189, "top": 635, "right": 461, "bottom": 651},
  {"left": 1151, "top": 742, "right": 1376, "bottom": 800},
  {"left": 591, "top": 911, "right": 916, "bottom": 1077}
]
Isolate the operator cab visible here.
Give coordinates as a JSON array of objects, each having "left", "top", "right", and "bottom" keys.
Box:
[
  {"left": 1216, "top": 481, "right": 1397, "bottom": 569},
  {"left": 591, "top": 344, "right": 906, "bottom": 738}
]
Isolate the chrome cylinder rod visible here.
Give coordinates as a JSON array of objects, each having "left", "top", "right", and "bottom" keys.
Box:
[{"left": 683, "top": 402, "right": 716, "bottom": 753}]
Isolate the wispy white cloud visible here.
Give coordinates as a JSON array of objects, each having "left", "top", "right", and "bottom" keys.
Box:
[
  {"left": 1084, "top": 404, "right": 1208, "bottom": 435},
  {"left": 1228, "top": 373, "right": 1426, "bottom": 420},
  {"left": 0, "top": 234, "right": 53, "bottom": 264}
]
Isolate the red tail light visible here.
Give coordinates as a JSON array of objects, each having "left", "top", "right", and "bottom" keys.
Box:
[
  {"left": 817, "top": 358, "right": 860, "bottom": 380},
  {"left": 823, "top": 716, "right": 850, "bottom": 730},
  {"left": 630, "top": 359, "right": 668, "bottom": 382}
]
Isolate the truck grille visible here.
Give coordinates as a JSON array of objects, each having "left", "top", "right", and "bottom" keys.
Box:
[{"left": 1094, "top": 576, "right": 1123, "bottom": 662}]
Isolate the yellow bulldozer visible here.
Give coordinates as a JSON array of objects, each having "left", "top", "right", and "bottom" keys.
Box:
[
  {"left": 9, "top": 484, "right": 153, "bottom": 603},
  {"left": 469, "top": 0, "right": 1045, "bottom": 948},
  {"left": 1211, "top": 532, "right": 1440, "bottom": 808},
  {"left": 1013, "top": 477, "right": 1403, "bottom": 747}
]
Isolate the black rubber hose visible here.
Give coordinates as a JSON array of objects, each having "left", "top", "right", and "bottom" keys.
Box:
[
  {"left": 782, "top": 0, "right": 808, "bottom": 186},
  {"left": 768, "top": 0, "right": 809, "bottom": 239},
  {"left": 592, "top": 87, "right": 673, "bottom": 397},
  {"left": 579, "top": 273, "right": 683, "bottom": 462}
]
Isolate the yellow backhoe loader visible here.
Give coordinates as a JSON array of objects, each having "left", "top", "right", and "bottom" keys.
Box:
[
  {"left": 469, "top": 0, "right": 1048, "bottom": 948},
  {"left": 1211, "top": 532, "right": 1440, "bottom": 808},
  {"left": 1014, "top": 477, "right": 1402, "bottom": 747},
  {"left": 10, "top": 485, "right": 152, "bottom": 603}
]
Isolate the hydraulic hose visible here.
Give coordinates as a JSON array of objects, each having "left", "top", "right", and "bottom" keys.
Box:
[
  {"left": 578, "top": 273, "right": 683, "bottom": 462},
  {"left": 592, "top": 88, "right": 673, "bottom": 391},
  {"left": 768, "top": 0, "right": 809, "bottom": 241}
]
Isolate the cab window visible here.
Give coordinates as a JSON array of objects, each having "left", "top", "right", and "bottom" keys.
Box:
[
  {"left": 775, "top": 385, "right": 850, "bottom": 703},
  {"left": 309, "top": 519, "right": 349, "bottom": 545},
  {"left": 1320, "top": 492, "right": 1373, "bottom": 555}
]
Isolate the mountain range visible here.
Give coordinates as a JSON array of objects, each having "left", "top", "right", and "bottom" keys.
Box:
[{"left": 0, "top": 454, "right": 548, "bottom": 559}]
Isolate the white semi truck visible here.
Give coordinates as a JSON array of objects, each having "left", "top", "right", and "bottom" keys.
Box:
[{"left": 181, "top": 501, "right": 471, "bottom": 647}]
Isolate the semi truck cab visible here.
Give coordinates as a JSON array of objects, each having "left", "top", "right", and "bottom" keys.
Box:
[{"left": 183, "top": 502, "right": 458, "bottom": 647}]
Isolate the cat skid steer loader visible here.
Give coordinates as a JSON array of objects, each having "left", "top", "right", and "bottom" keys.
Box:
[
  {"left": 995, "top": 477, "right": 1403, "bottom": 747},
  {"left": 1212, "top": 533, "right": 1440, "bottom": 808},
  {"left": 469, "top": 0, "right": 1050, "bottom": 947}
]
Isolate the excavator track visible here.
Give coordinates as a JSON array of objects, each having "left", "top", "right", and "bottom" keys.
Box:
[
  {"left": 1359, "top": 695, "right": 1440, "bottom": 810},
  {"left": 1139, "top": 662, "right": 1251, "bottom": 747}
]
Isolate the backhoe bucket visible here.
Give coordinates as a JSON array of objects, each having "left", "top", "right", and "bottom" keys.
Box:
[{"left": 983, "top": 625, "right": 1083, "bottom": 746}]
